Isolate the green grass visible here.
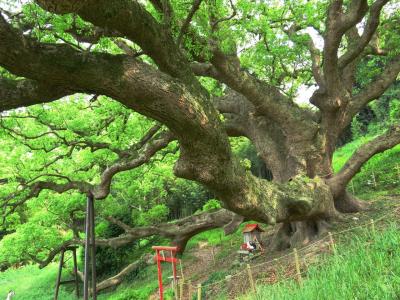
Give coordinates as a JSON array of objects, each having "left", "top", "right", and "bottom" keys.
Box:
[
  {"left": 240, "top": 222, "right": 400, "bottom": 300},
  {"left": 101, "top": 264, "right": 161, "bottom": 300},
  {"left": 186, "top": 223, "right": 247, "bottom": 250},
  {"left": 333, "top": 137, "right": 400, "bottom": 197},
  {"left": 0, "top": 262, "right": 167, "bottom": 300},
  {"left": 0, "top": 264, "right": 77, "bottom": 300}
]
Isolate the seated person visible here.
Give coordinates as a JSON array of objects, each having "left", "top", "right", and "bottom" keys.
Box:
[{"left": 246, "top": 241, "right": 257, "bottom": 252}]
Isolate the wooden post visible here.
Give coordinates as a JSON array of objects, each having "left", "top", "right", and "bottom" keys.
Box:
[
  {"left": 174, "top": 285, "right": 179, "bottom": 300},
  {"left": 370, "top": 219, "right": 376, "bottom": 236},
  {"left": 246, "top": 264, "right": 256, "bottom": 294},
  {"left": 328, "top": 232, "right": 336, "bottom": 254},
  {"left": 371, "top": 171, "right": 377, "bottom": 188},
  {"left": 188, "top": 280, "right": 192, "bottom": 300},
  {"left": 179, "top": 259, "right": 185, "bottom": 300},
  {"left": 54, "top": 249, "right": 65, "bottom": 300},
  {"left": 293, "top": 248, "right": 302, "bottom": 285},
  {"left": 179, "top": 259, "right": 185, "bottom": 282},
  {"left": 197, "top": 283, "right": 202, "bottom": 300},
  {"left": 211, "top": 247, "right": 216, "bottom": 265},
  {"left": 179, "top": 280, "right": 184, "bottom": 300},
  {"left": 155, "top": 250, "right": 164, "bottom": 300},
  {"left": 170, "top": 250, "right": 178, "bottom": 300}
]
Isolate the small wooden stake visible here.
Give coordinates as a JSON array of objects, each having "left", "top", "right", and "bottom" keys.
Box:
[
  {"left": 328, "top": 232, "right": 336, "bottom": 254},
  {"left": 211, "top": 247, "right": 216, "bottom": 265},
  {"left": 370, "top": 219, "right": 376, "bottom": 236},
  {"left": 174, "top": 280, "right": 178, "bottom": 300},
  {"left": 188, "top": 280, "right": 192, "bottom": 300},
  {"left": 179, "top": 280, "right": 184, "bottom": 300},
  {"left": 371, "top": 171, "right": 377, "bottom": 188},
  {"left": 293, "top": 248, "right": 302, "bottom": 285},
  {"left": 246, "top": 264, "right": 256, "bottom": 294},
  {"left": 197, "top": 283, "right": 202, "bottom": 300},
  {"left": 179, "top": 259, "right": 185, "bottom": 281}
]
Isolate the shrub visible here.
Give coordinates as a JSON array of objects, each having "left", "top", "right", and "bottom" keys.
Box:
[{"left": 202, "top": 199, "right": 221, "bottom": 211}]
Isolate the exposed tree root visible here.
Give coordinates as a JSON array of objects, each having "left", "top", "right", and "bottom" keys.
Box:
[{"left": 334, "top": 191, "right": 369, "bottom": 213}]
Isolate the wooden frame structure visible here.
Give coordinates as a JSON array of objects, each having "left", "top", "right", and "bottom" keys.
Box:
[
  {"left": 152, "top": 246, "right": 179, "bottom": 300},
  {"left": 53, "top": 192, "right": 97, "bottom": 300},
  {"left": 53, "top": 246, "right": 79, "bottom": 300}
]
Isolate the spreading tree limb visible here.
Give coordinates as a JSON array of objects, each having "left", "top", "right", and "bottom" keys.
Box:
[
  {"left": 338, "top": 0, "right": 390, "bottom": 69},
  {"left": 328, "top": 125, "right": 400, "bottom": 196},
  {"left": 32, "top": 208, "right": 241, "bottom": 269},
  {"left": 0, "top": 78, "right": 71, "bottom": 112}
]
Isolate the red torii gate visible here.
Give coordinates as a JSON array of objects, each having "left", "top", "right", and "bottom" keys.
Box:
[{"left": 152, "top": 246, "right": 179, "bottom": 300}]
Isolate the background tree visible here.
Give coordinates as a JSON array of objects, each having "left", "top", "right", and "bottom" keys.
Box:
[{"left": 0, "top": 97, "right": 241, "bottom": 290}]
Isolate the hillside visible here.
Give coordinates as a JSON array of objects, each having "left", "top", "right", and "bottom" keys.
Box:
[{"left": 1, "top": 135, "right": 399, "bottom": 299}]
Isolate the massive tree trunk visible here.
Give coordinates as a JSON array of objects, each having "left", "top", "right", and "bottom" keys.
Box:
[
  {"left": 249, "top": 127, "right": 342, "bottom": 249},
  {"left": 243, "top": 102, "right": 400, "bottom": 248}
]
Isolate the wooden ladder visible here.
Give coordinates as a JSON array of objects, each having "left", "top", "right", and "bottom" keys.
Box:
[{"left": 54, "top": 246, "right": 80, "bottom": 300}]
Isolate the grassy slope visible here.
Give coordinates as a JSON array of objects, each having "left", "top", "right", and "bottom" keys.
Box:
[
  {"left": 235, "top": 138, "right": 400, "bottom": 300},
  {"left": 333, "top": 138, "right": 400, "bottom": 198},
  {"left": 0, "top": 136, "right": 399, "bottom": 299},
  {"left": 241, "top": 222, "right": 400, "bottom": 300},
  {"left": 0, "top": 264, "right": 76, "bottom": 300}
]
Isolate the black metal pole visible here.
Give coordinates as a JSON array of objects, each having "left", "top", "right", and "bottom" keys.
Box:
[
  {"left": 89, "top": 193, "right": 97, "bottom": 300},
  {"left": 83, "top": 195, "right": 91, "bottom": 300}
]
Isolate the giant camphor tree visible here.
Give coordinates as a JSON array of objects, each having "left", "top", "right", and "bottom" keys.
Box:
[{"left": 0, "top": 0, "right": 399, "bottom": 253}]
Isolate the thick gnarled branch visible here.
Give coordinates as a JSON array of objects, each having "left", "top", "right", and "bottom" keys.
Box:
[
  {"left": 1, "top": 125, "right": 174, "bottom": 220},
  {"left": 210, "top": 47, "right": 317, "bottom": 136},
  {"left": 34, "top": 0, "right": 198, "bottom": 86},
  {"left": 33, "top": 208, "right": 241, "bottom": 269},
  {"left": 1, "top": 180, "right": 91, "bottom": 222},
  {"left": 103, "top": 208, "right": 241, "bottom": 252},
  {"left": 94, "top": 130, "right": 175, "bottom": 199},
  {"left": 177, "top": 0, "right": 203, "bottom": 46},
  {"left": 94, "top": 254, "right": 152, "bottom": 292},
  {"left": 328, "top": 125, "right": 400, "bottom": 196},
  {"left": 338, "top": 0, "right": 390, "bottom": 69},
  {"left": 320, "top": 0, "right": 367, "bottom": 101},
  {"left": 345, "top": 54, "right": 400, "bottom": 125},
  {"left": 0, "top": 77, "right": 71, "bottom": 112}
]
